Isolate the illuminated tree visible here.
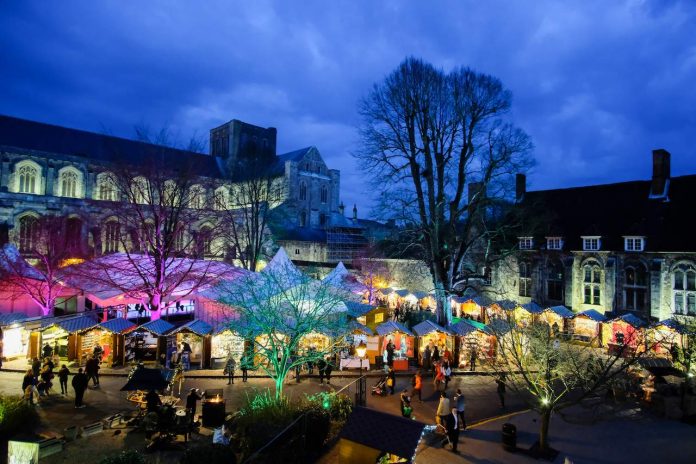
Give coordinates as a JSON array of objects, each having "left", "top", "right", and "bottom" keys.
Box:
[
  {"left": 356, "top": 57, "right": 533, "bottom": 325},
  {"left": 215, "top": 257, "right": 349, "bottom": 399},
  {"left": 491, "top": 318, "right": 656, "bottom": 454}
]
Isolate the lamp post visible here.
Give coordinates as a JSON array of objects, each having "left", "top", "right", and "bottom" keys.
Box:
[{"left": 355, "top": 340, "right": 367, "bottom": 406}]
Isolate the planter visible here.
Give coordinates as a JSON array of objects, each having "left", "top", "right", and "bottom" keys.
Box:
[{"left": 63, "top": 426, "right": 78, "bottom": 441}]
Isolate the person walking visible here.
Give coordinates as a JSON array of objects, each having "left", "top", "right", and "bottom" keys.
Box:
[
  {"left": 22, "top": 369, "right": 37, "bottom": 404},
  {"left": 85, "top": 355, "right": 100, "bottom": 387},
  {"left": 436, "top": 391, "right": 450, "bottom": 428},
  {"left": 442, "top": 360, "right": 452, "bottom": 390},
  {"left": 72, "top": 368, "right": 88, "bottom": 408},
  {"left": 186, "top": 388, "right": 203, "bottom": 421},
  {"left": 42, "top": 343, "right": 53, "bottom": 359},
  {"left": 386, "top": 340, "right": 395, "bottom": 367},
  {"left": 223, "top": 355, "right": 236, "bottom": 385},
  {"left": 241, "top": 351, "right": 251, "bottom": 383},
  {"left": 496, "top": 373, "right": 507, "bottom": 409},
  {"left": 411, "top": 370, "right": 422, "bottom": 402},
  {"left": 324, "top": 357, "right": 333, "bottom": 385},
  {"left": 317, "top": 357, "right": 326, "bottom": 384},
  {"left": 387, "top": 367, "right": 396, "bottom": 395},
  {"left": 58, "top": 364, "right": 70, "bottom": 395},
  {"left": 447, "top": 407, "right": 461, "bottom": 453},
  {"left": 40, "top": 364, "right": 54, "bottom": 395},
  {"left": 31, "top": 357, "right": 41, "bottom": 378},
  {"left": 432, "top": 345, "right": 441, "bottom": 364},
  {"left": 423, "top": 345, "right": 431, "bottom": 372},
  {"left": 469, "top": 349, "right": 477, "bottom": 372},
  {"left": 181, "top": 342, "right": 192, "bottom": 370},
  {"left": 454, "top": 389, "right": 466, "bottom": 430},
  {"left": 434, "top": 362, "right": 445, "bottom": 392},
  {"left": 400, "top": 389, "right": 412, "bottom": 418}
]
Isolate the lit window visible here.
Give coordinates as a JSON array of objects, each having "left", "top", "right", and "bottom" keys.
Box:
[
  {"left": 320, "top": 185, "right": 328, "bottom": 204},
  {"left": 674, "top": 264, "right": 696, "bottom": 316},
  {"left": 546, "top": 237, "right": 563, "bottom": 250},
  {"left": 96, "top": 172, "right": 117, "bottom": 201},
  {"left": 583, "top": 263, "right": 602, "bottom": 305},
  {"left": 59, "top": 169, "right": 79, "bottom": 198},
  {"left": 103, "top": 220, "right": 120, "bottom": 254},
  {"left": 17, "top": 163, "right": 40, "bottom": 194},
  {"left": 546, "top": 261, "right": 564, "bottom": 301},
  {"left": 624, "top": 237, "right": 644, "bottom": 252},
  {"left": 624, "top": 265, "right": 647, "bottom": 312},
  {"left": 519, "top": 262, "right": 531, "bottom": 297},
  {"left": 295, "top": 249, "right": 300, "bottom": 255},
  {"left": 131, "top": 177, "right": 150, "bottom": 204},
  {"left": 189, "top": 185, "right": 206, "bottom": 209},
  {"left": 18, "top": 215, "right": 39, "bottom": 253},
  {"left": 213, "top": 187, "right": 228, "bottom": 210},
  {"left": 582, "top": 236, "right": 601, "bottom": 251},
  {"left": 519, "top": 237, "right": 533, "bottom": 250}
]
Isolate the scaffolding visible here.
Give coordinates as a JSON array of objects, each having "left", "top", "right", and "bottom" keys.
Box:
[{"left": 326, "top": 224, "right": 368, "bottom": 263}]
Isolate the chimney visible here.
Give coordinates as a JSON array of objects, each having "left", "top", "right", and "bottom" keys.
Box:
[
  {"left": 339, "top": 201, "right": 345, "bottom": 216},
  {"left": 515, "top": 173, "right": 526, "bottom": 203},
  {"left": 353, "top": 204, "right": 358, "bottom": 220},
  {"left": 468, "top": 182, "right": 484, "bottom": 203},
  {"left": 650, "top": 149, "right": 671, "bottom": 198}
]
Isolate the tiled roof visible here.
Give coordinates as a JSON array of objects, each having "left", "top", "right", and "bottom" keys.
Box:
[
  {"left": 99, "top": 318, "right": 137, "bottom": 334},
  {"left": 412, "top": 319, "right": 453, "bottom": 336},
  {"left": 651, "top": 318, "right": 687, "bottom": 333},
  {"left": 57, "top": 315, "right": 99, "bottom": 333},
  {"left": 520, "top": 302, "right": 544, "bottom": 314},
  {"left": 340, "top": 407, "right": 426, "bottom": 459},
  {"left": 449, "top": 319, "right": 490, "bottom": 336},
  {"left": 495, "top": 300, "right": 517, "bottom": 311},
  {"left": 575, "top": 309, "right": 607, "bottom": 322},
  {"left": 545, "top": 305, "right": 574, "bottom": 318},
  {"left": 138, "top": 319, "right": 175, "bottom": 336},
  {"left": 0, "top": 115, "right": 223, "bottom": 178},
  {"left": 611, "top": 313, "right": 646, "bottom": 328},
  {"left": 269, "top": 146, "right": 314, "bottom": 175},
  {"left": 169, "top": 319, "right": 213, "bottom": 336},
  {"left": 0, "top": 312, "right": 28, "bottom": 326},
  {"left": 375, "top": 321, "right": 413, "bottom": 336}
]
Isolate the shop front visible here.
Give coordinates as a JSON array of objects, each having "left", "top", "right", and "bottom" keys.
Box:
[
  {"left": 603, "top": 314, "right": 646, "bottom": 356},
  {"left": 126, "top": 319, "right": 175, "bottom": 364},
  {"left": 0, "top": 313, "right": 29, "bottom": 360},
  {"left": 375, "top": 321, "right": 414, "bottom": 371},
  {"left": 538, "top": 305, "right": 574, "bottom": 335},
  {"left": 338, "top": 321, "right": 373, "bottom": 370},
  {"left": 571, "top": 309, "right": 606, "bottom": 345},
  {"left": 453, "top": 296, "right": 490, "bottom": 321},
  {"left": 30, "top": 315, "right": 99, "bottom": 362},
  {"left": 514, "top": 302, "right": 543, "bottom": 327},
  {"left": 449, "top": 319, "right": 495, "bottom": 368},
  {"left": 486, "top": 300, "right": 517, "bottom": 323},
  {"left": 648, "top": 319, "right": 686, "bottom": 356},
  {"left": 79, "top": 318, "right": 137, "bottom": 367},
  {"left": 412, "top": 320, "right": 454, "bottom": 368},
  {"left": 167, "top": 320, "right": 213, "bottom": 369},
  {"left": 210, "top": 327, "right": 246, "bottom": 369}
]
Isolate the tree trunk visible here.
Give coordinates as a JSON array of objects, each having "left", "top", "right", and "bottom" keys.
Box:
[
  {"left": 434, "top": 283, "right": 452, "bottom": 326},
  {"left": 539, "top": 408, "right": 552, "bottom": 452}
]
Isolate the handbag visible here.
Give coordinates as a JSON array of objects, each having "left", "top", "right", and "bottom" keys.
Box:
[{"left": 387, "top": 378, "right": 393, "bottom": 387}]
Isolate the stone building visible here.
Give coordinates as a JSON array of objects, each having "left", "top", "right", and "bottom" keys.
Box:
[
  {"left": 0, "top": 115, "right": 360, "bottom": 266},
  {"left": 484, "top": 149, "right": 696, "bottom": 322}
]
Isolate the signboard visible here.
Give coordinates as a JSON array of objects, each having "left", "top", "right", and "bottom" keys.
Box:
[{"left": 8, "top": 441, "right": 39, "bottom": 464}]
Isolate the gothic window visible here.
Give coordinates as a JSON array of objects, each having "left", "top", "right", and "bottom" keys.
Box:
[
  {"left": 299, "top": 182, "right": 307, "bottom": 201},
  {"left": 300, "top": 210, "right": 307, "bottom": 227},
  {"left": 59, "top": 168, "right": 80, "bottom": 198},
  {"left": 546, "top": 261, "right": 564, "bottom": 301},
  {"left": 96, "top": 172, "right": 117, "bottom": 201},
  {"left": 199, "top": 225, "right": 213, "bottom": 256},
  {"left": 583, "top": 262, "right": 602, "bottom": 305},
  {"left": 138, "top": 221, "right": 155, "bottom": 251},
  {"left": 131, "top": 177, "right": 150, "bottom": 204},
  {"left": 17, "top": 163, "right": 40, "bottom": 194},
  {"left": 103, "top": 220, "right": 120, "bottom": 254},
  {"left": 518, "top": 262, "right": 531, "bottom": 297},
  {"left": 674, "top": 264, "right": 696, "bottom": 315},
  {"left": 624, "top": 265, "right": 647, "bottom": 312},
  {"left": 18, "top": 215, "right": 38, "bottom": 253},
  {"left": 163, "top": 180, "right": 179, "bottom": 206},
  {"left": 213, "top": 187, "right": 228, "bottom": 210},
  {"left": 173, "top": 227, "right": 185, "bottom": 253},
  {"left": 189, "top": 185, "right": 206, "bottom": 209},
  {"left": 320, "top": 185, "right": 328, "bottom": 204}
]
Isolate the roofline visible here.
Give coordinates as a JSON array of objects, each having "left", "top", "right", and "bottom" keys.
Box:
[{"left": 526, "top": 174, "right": 696, "bottom": 196}]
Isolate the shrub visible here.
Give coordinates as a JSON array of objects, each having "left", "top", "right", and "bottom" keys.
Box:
[
  {"left": 98, "top": 450, "right": 145, "bottom": 464},
  {"left": 0, "top": 396, "right": 39, "bottom": 438},
  {"left": 304, "top": 391, "right": 352, "bottom": 421}
]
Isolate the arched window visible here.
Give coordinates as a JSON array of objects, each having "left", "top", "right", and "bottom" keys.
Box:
[
  {"left": 299, "top": 182, "right": 307, "bottom": 201},
  {"left": 131, "top": 177, "right": 150, "bottom": 204},
  {"left": 518, "top": 262, "right": 531, "bottom": 297},
  {"left": 199, "top": 225, "right": 213, "bottom": 256},
  {"left": 173, "top": 227, "right": 186, "bottom": 253},
  {"left": 103, "top": 220, "right": 120, "bottom": 254},
  {"left": 17, "top": 163, "right": 40, "bottom": 194},
  {"left": 583, "top": 262, "right": 602, "bottom": 306},
  {"left": 674, "top": 264, "right": 696, "bottom": 315},
  {"left": 59, "top": 168, "right": 80, "bottom": 198},
  {"left": 213, "top": 187, "right": 228, "bottom": 210},
  {"left": 96, "top": 172, "right": 117, "bottom": 201},
  {"left": 138, "top": 221, "right": 155, "bottom": 251},
  {"left": 624, "top": 265, "right": 647, "bottom": 312},
  {"left": 320, "top": 185, "right": 328, "bottom": 204},
  {"left": 189, "top": 185, "right": 206, "bottom": 209},
  {"left": 18, "top": 215, "right": 39, "bottom": 253},
  {"left": 300, "top": 211, "right": 307, "bottom": 227},
  {"left": 546, "top": 261, "right": 564, "bottom": 301},
  {"left": 65, "top": 217, "right": 82, "bottom": 253},
  {"left": 319, "top": 213, "right": 327, "bottom": 226}
]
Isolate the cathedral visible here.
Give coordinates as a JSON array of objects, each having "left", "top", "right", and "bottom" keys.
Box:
[{"left": 0, "top": 115, "right": 366, "bottom": 267}]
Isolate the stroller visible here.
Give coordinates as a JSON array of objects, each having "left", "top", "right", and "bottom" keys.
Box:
[{"left": 371, "top": 376, "right": 388, "bottom": 396}]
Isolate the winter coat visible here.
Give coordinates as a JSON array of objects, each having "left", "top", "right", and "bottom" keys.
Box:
[
  {"left": 71, "top": 372, "right": 88, "bottom": 391},
  {"left": 58, "top": 367, "right": 70, "bottom": 381},
  {"left": 436, "top": 397, "right": 451, "bottom": 416}
]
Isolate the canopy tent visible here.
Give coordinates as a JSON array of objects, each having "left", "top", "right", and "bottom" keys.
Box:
[
  {"left": 322, "top": 262, "right": 365, "bottom": 295},
  {"left": 120, "top": 365, "right": 171, "bottom": 391},
  {"left": 260, "top": 247, "right": 307, "bottom": 289}
]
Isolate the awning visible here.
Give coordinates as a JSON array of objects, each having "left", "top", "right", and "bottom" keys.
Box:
[
  {"left": 379, "top": 287, "right": 394, "bottom": 295},
  {"left": 449, "top": 319, "right": 490, "bottom": 336},
  {"left": 413, "top": 291, "right": 429, "bottom": 300},
  {"left": 168, "top": 319, "right": 213, "bottom": 337},
  {"left": 375, "top": 321, "right": 413, "bottom": 337},
  {"left": 412, "top": 319, "right": 453, "bottom": 337},
  {"left": 575, "top": 309, "right": 607, "bottom": 322},
  {"left": 137, "top": 319, "right": 175, "bottom": 336},
  {"left": 99, "top": 318, "right": 137, "bottom": 334}
]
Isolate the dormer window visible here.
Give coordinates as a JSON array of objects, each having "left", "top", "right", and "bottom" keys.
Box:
[
  {"left": 624, "top": 237, "right": 644, "bottom": 252},
  {"left": 546, "top": 237, "right": 563, "bottom": 250},
  {"left": 582, "top": 236, "right": 601, "bottom": 251},
  {"left": 519, "top": 237, "right": 533, "bottom": 250}
]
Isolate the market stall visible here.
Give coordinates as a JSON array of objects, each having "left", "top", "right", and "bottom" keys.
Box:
[
  {"left": 452, "top": 296, "right": 490, "bottom": 321},
  {"left": 210, "top": 326, "right": 246, "bottom": 369},
  {"left": 603, "top": 313, "right": 646, "bottom": 356},
  {"left": 127, "top": 319, "right": 175, "bottom": 364},
  {"left": 485, "top": 300, "right": 516, "bottom": 323},
  {"left": 538, "top": 305, "right": 574, "bottom": 335},
  {"left": 0, "top": 313, "right": 29, "bottom": 360},
  {"left": 449, "top": 319, "right": 495, "bottom": 367},
  {"left": 571, "top": 309, "right": 606, "bottom": 345},
  {"left": 413, "top": 291, "right": 435, "bottom": 311},
  {"left": 79, "top": 318, "right": 137, "bottom": 367},
  {"left": 31, "top": 315, "right": 99, "bottom": 362},
  {"left": 375, "top": 321, "right": 414, "bottom": 370},
  {"left": 412, "top": 320, "right": 455, "bottom": 368},
  {"left": 167, "top": 320, "right": 213, "bottom": 369},
  {"left": 514, "top": 301, "right": 543, "bottom": 326},
  {"left": 376, "top": 288, "right": 394, "bottom": 307},
  {"left": 345, "top": 301, "right": 376, "bottom": 327},
  {"left": 648, "top": 319, "right": 686, "bottom": 356},
  {"left": 339, "top": 321, "right": 373, "bottom": 370}
]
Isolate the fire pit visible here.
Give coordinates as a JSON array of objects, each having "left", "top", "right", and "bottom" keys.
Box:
[{"left": 202, "top": 389, "right": 225, "bottom": 427}]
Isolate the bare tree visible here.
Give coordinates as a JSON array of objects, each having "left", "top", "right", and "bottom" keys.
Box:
[
  {"left": 356, "top": 57, "right": 533, "bottom": 325},
  {"left": 215, "top": 260, "right": 349, "bottom": 399},
  {"left": 0, "top": 215, "right": 74, "bottom": 316},
  {"left": 491, "top": 318, "right": 659, "bottom": 454}
]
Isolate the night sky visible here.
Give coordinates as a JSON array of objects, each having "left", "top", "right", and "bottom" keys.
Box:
[{"left": 1, "top": 1, "right": 695, "bottom": 214}]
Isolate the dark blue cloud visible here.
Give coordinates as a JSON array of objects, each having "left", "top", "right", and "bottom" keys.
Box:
[{"left": 1, "top": 0, "right": 695, "bottom": 213}]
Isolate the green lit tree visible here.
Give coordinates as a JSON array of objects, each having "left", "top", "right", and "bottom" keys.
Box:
[
  {"left": 491, "top": 317, "right": 656, "bottom": 455},
  {"left": 215, "top": 256, "right": 349, "bottom": 399}
]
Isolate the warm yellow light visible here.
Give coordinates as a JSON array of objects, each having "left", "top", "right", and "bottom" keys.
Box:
[
  {"left": 256, "top": 260, "right": 267, "bottom": 272},
  {"left": 59, "top": 258, "right": 85, "bottom": 268},
  {"left": 356, "top": 340, "right": 367, "bottom": 359}
]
